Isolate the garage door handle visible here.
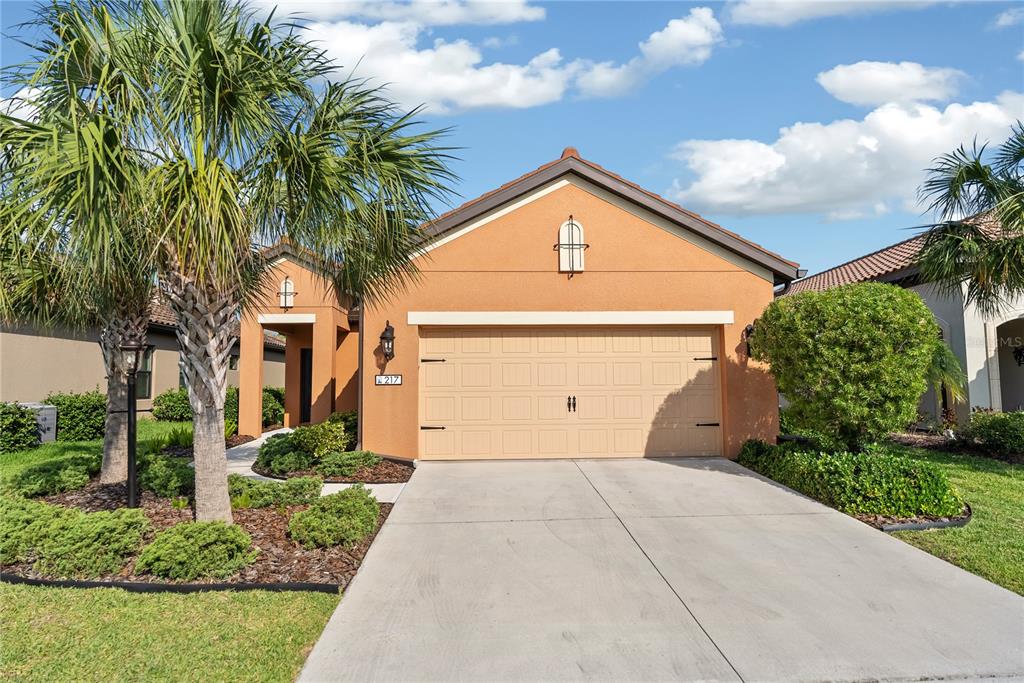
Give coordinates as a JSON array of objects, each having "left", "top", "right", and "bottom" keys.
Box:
[
  {"left": 420, "top": 426, "right": 446, "bottom": 430},
  {"left": 571, "top": 396, "right": 576, "bottom": 412},
  {"left": 696, "top": 422, "right": 720, "bottom": 427}
]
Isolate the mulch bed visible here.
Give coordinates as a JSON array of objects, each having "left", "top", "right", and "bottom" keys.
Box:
[
  {"left": 160, "top": 434, "right": 256, "bottom": 459},
  {"left": 252, "top": 458, "right": 414, "bottom": 484},
  {"left": 890, "top": 432, "right": 1023, "bottom": 465},
  {"left": 853, "top": 505, "right": 971, "bottom": 531},
  {"left": 4, "top": 480, "right": 391, "bottom": 588}
]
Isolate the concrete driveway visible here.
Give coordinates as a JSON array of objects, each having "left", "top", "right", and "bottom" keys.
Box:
[{"left": 300, "top": 458, "right": 1024, "bottom": 682}]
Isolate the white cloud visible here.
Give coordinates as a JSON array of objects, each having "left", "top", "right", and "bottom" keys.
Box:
[
  {"left": 304, "top": 7, "right": 724, "bottom": 112},
  {"left": 253, "top": 0, "right": 544, "bottom": 25},
  {"left": 0, "top": 87, "right": 40, "bottom": 120},
  {"left": 994, "top": 7, "right": 1024, "bottom": 28},
  {"left": 1019, "top": 50, "right": 1024, "bottom": 62},
  {"left": 817, "top": 61, "right": 965, "bottom": 107},
  {"left": 576, "top": 8, "right": 723, "bottom": 97},
  {"left": 670, "top": 91, "right": 1024, "bottom": 217},
  {"left": 728, "top": 0, "right": 935, "bottom": 27}
]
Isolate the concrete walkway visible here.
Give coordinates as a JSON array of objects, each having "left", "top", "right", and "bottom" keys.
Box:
[
  {"left": 225, "top": 430, "right": 406, "bottom": 503},
  {"left": 299, "top": 458, "right": 1024, "bottom": 682}
]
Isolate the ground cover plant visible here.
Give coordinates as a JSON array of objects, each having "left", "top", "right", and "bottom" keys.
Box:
[
  {"left": 136, "top": 521, "right": 258, "bottom": 581},
  {"left": 227, "top": 473, "right": 322, "bottom": 509},
  {"left": 288, "top": 486, "right": 380, "bottom": 549},
  {"left": 739, "top": 440, "right": 964, "bottom": 518}
]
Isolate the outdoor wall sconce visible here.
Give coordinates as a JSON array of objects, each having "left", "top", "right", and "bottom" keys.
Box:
[
  {"left": 743, "top": 323, "right": 756, "bottom": 356},
  {"left": 380, "top": 321, "right": 395, "bottom": 361}
]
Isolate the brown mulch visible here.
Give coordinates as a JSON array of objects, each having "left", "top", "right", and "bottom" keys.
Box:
[
  {"left": 889, "top": 432, "right": 1023, "bottom": 465},
  {"left": 854, "top": 506, "right": 971, "bottom": 530},
  {"left": 253, "top": 458, "right": 414, "bottom": 484},
  {"left": 14, "top": 479, "right": 391, "bottom": 588},
  {"left": 159, "top": 434, "right": 256, "bottom": 459}
]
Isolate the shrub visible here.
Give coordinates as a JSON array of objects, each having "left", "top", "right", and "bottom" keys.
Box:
[
  {"left": 738, "top": 440, "right": 964, "bottom": 517},
  {"left": 292, "top": 421, "right": 352, "bottom": 458},
  {"left": 750, "top": 283, "right": 946, "bottom": 451},
  {"left": 0, "top": 402, "right": 39, "bottom": 453},
  {"left": 288, "top": 485, "right": 379, "bottom": 549},
  {"left": 255, "top": 433, "right": 315, "bottom": 476},
  {"left": 228, "top": 474, "right": 322, "bottom": 509},
  {"left": 960, "top": 411, "right": 1024, "bottom": 456},
  {"left": 153, "top": 388, "right": 192, "bottom": 421},
  {"left": 316, "top": 450, "right": 380, "bottom": 477},
  {"left": 136, "top": 521, "right": 257, "bottom": 581},
  {"left": 224, "top": 386, "right": 239, "bottom": 423},
  {"left": 165, "top": 426, "right": 193, "bottom": 448},
  {"left": 3, "top": 453, "right": 101, "bottom": 497},
  {"left": 262, "top": 387, "right": 285, "bottom": 427},
  {"left": 328, "top": 411, "right": 358, "bottom": 449},
  {"left": 45, "top": 391, "right": 107, "bottom": 442},
  {"left": 224, "top": 419, "right": 238, "bottom": 439},
  {"left": 0, "top": 496, "right": 149, "bottom": 578},
  {"left": 139, "top": 455, "right": 195, "bottom": 498}
]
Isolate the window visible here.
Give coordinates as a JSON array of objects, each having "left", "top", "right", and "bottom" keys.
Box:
[
  {"left": 557, "top": 218, "right": 586, "bottom": 274},
  {"left": 137, "top": 346, "right": 155, "bottom": 399},
  {"left": 279, "top": 277, "right": 295, "bottom": 308}
]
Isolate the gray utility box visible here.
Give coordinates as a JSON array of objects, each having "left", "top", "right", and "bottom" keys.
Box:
[{"left": 18, "top": 402, "right": 57, "bottom": 443}]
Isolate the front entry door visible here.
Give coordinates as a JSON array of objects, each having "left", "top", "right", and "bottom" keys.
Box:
[{"left": 300, "top": 347, "right": 313, "bottom": 424}]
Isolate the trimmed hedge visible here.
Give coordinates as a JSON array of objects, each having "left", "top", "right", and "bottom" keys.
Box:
[
  {"left": 227, "top": 473, "right": 322, "bottom": 509},
  {"left": 45, "top": 391, "right": 107, "bottom": 442},
  {"left": 155, "top": 386, "right": 283, "bottom": 426},
  {"left": 316, "top": 450, "right": 380, "bottom": 477},
  {"left": 327, "top": 411, "right": 358, "bottom": 449},
  {"left": 291, "top": 421, "right": 352, "bottom": 458},
  {"left": 3, "top": 452, "right": 102, "bottom": 497},
  {"left": 960, "top": 411, "right": 1024, "bottom": 457},
  {"left": 0, "top": 402, "right": 39, "bottom": 453},
  {"left": 738, "top": 440, "right": 964, "bottom": 518},
  {"left": 288, "top": 485, "right": 379, "bottom": 549},
  {"left": 0, "top": 496, "right": 150, "bottom": 578},
  {"left": 152, "top": 388, "right": 192, "bottom": 422},
  {"left": 136, "top": 521, "right": 257, "bottom": 581}
]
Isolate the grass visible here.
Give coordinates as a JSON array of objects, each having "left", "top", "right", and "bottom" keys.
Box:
[
  {"left": 0, "top": 583, "right": 339, "bottom": 682},
  {"left": 890, "top": 445, "right": 1024, "bottom": 596},
  {"left": 0, "top": 419, "right": 338, "bottom": 682}
]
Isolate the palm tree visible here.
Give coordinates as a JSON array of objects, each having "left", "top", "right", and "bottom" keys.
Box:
[
  {"left": 916, "top": 122, "right": 1024, "bottom": 318},
  {"left": 6, "top": 0, "right": 453, "bottom": 521}
]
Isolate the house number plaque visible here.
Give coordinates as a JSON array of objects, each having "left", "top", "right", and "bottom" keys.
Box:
[{"left": 375, "top": 374, "right": 403, "bottom": 386}]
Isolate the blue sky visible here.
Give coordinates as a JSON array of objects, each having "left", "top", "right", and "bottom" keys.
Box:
[{"left": 3, "top": 1, "right": 1022, "bottom": 274}]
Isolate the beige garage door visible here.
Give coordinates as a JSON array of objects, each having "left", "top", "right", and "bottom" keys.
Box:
[{"left": 419, "top": 327, "right": 721, "bottom": 460}]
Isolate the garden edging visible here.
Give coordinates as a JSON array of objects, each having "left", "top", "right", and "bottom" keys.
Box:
[{"left": 0, "top": 572, "right": 340, "bottom": 594}]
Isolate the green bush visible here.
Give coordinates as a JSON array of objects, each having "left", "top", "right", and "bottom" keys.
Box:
[
  {"left": 0, "top": 402, "right": 40, "bottom": 453},
  {"left": 327, "top": 411, "right": 358, "bottom": 449},
  {"left": 738, "top": 440, "right": 964, "bottom": 517},
  {"left": 0, "top": 496, "right": 149, "bottom": 578},
  {"left": 227, "top": 474, "right": 322, "bottom": 509},
  {"left": 316, "top": 450, "right": 380, "bottom": 477},
  {"left": 136, "top": 521, "right": 257, "bottom": 581},
  {"left": 153, "top": 388, "right": 192, "bottom": 421},
  {"left": 3, "top": 453, "right": 101, "bottom": 497},
  {"left": 750, "top": 283, "right": 947, "bottom": 451},
  {"left": 255, "top": 433, "right": 315, "bottom": 476},
  {"left": 288, "top": 485, "right": 379, "bottom": 549},
  {"left": 959, "top": 411, "right": 1024, "bottom": 456},
  {"left": 224, "top": 419, "right": 238, "bottom": 439},
  {"left": 262, "top": 387, "right": 285, "bottom": 427},
  {"left": 164, "top": 426, "right": 193, "bottom": 449},
  {"left": 139, "top": 455, "right": 195, "bottom": 498},
  {"left": 224, "top": 386, "right": 239, "bottom": 423},
  {"left": 45, "top": 391, "right": 107, "bottom": 442},
  {"left": 291, "top": 421, "right": 352, "bottom": 458}
]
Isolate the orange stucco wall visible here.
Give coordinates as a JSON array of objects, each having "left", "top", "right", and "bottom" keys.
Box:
[{"left": 361, "top": 178, "right": 780, "bottom": 460}]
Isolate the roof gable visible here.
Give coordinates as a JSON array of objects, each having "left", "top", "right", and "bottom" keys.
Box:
[{"left": 424, "top": 150, "right": 801, "bottom": 284}]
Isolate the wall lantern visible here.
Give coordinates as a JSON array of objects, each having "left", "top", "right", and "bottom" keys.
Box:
[
  {"left": 743, "top": 323, "right": 756, "bottom": 357},
  {"left": 120, "top": 338, "right": 146, "bottom": 509},
  {"left": 278, "top": 277, "right": 296, "bottom": 309},
  {"left": 380, "top": 320, "right": 395, "bottom": 361}
]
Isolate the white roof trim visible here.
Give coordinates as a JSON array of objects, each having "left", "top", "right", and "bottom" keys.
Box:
[
  {"left": 407, "top": 311, "right": 734, "bottom": 326},
  {"left": 258, "top": 313, "right": 315, "bottom": 324}
]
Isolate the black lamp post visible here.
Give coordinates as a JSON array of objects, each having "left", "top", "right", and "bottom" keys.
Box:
[
  {"left": 380, "top": 321, "right": 395, "bottom": 361},
  {"left": 121, "top": 339, "right": 145, "bottom": 508}
]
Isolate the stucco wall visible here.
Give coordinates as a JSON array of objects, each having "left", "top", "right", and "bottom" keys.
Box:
[{"left": 361, "top": 177, "right": 781, "bottom": 460}]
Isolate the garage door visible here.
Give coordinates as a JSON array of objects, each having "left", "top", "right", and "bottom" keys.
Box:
[{"left": 419, "top": 327, "right": 721, "bottom": 460}]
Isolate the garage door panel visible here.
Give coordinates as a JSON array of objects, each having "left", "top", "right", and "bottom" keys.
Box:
[{"left": 420, "top": 327, "right": 721, "bottom": 459}]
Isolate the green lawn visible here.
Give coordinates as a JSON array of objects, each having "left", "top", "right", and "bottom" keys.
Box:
[
  {"left": 0, "top": 419, "right": 339, "bottom": 682},
  {"left": 890, "top": 446, "right": 1024, "bottom": 596},
  {"left": 0, "top": 583, "right": 339, "bottom": 682}
]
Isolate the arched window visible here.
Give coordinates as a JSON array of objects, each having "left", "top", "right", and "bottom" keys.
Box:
[
  {"left": 279, "top": 277, "right": 295, "bottom": 309},
  {"left": 557, "top": 218, "right": 585, "bottom": 274}
]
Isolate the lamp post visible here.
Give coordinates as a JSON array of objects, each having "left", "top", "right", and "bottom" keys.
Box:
[
  {"left": 380, "top": 321, "right": 395, "bottom": 362},
  {"left": 120, "top": 340, "right": 145, "bottom": 508}
]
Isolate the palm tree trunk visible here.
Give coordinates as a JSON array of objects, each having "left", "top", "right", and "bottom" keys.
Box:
[
  {"left": 164, "top": 276, "right": 237, "bottom": 522},
  {"left": 97, "top": 315, "right": 148, "bottom": 484}
]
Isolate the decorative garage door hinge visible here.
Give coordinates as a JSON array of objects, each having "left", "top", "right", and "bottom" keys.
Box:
[
  {"left": 693, "top": 356, "right": 718, "bottom": 361},
  {"left": 420, "top": 358, "right": 446, "bottom": 363},
  {"left": 420, "top": 425, "right": 446, "bottom": 430},
  {"left": 696, "top": 422, "right": 720, "bottom": 427}
]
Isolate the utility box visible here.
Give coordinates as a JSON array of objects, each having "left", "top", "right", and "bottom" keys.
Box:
[{"left": 18, "top": 402, "right": 57, "bottom": 443}]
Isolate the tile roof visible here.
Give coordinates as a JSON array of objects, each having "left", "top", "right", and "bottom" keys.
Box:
[
  {"left": 148, "top": 297, "right": 285, "bottom": 350},
  {"left": 786, "top": 233, "right": 926, "bottom": 294}
]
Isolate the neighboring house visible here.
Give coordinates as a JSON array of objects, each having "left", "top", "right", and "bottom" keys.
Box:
[
  {"left": 237, "top": 148, "right": 802, "bottom": 460},
  {"left": 0, "top": 299, "right": 286, "bottom": 412},
  {"left": 787, "top": 233, "right": 1024, "bottom": 421}
]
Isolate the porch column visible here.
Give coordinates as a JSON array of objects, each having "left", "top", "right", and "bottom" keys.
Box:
[
  {"left": 311, "top": 312, "right": 338, "bottom": 422},
  {"left": 238, "top": 316, "right": 264, "bottom": 437}
]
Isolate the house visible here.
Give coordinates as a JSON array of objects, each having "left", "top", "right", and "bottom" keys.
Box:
[
  {"left": 0, "top": 298, "right": 287, "bottom": 412},
  {"left": 787, "top": 231, "right": 1024, "bottom": 420},
  {"left": 238, "top": 148, "right": 802, "bottom": 460}
]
